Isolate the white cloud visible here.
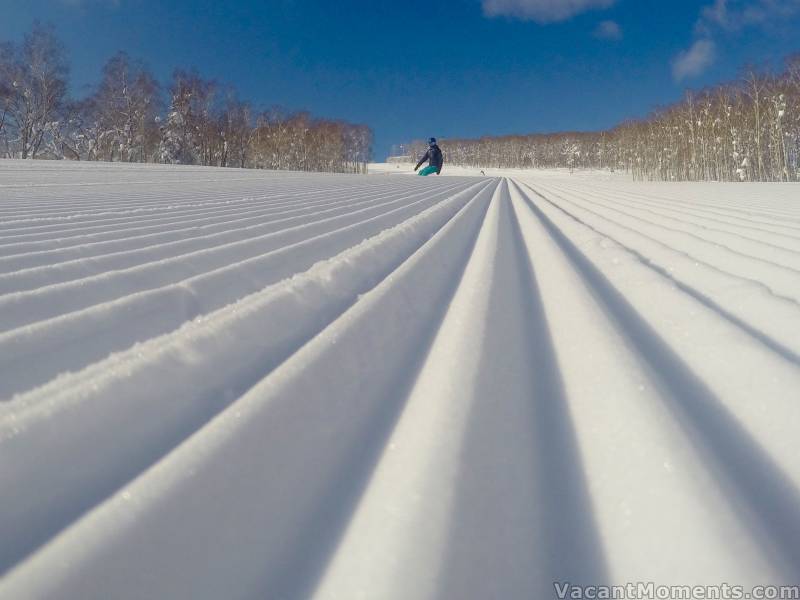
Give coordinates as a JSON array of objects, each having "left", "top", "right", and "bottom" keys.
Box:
[
  {"left": 594, "top": 19, "right": 622, "bottom": 39},
  {"left": 672, "top": 0, "right": 800, "bottom": 81},
  {"left": 482, "top": 0, "right": 617, "bottom": 24},
  {"left": 699, "top": 0, "right": 800, "bottom": 32},
  {"left": 672, "top": 39, "right": 716, "bottom": 80}
]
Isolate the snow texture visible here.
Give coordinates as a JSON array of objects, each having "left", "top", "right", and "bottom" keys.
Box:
[{"left": 1, "top": 160, "right": 799, "bottom": 599}]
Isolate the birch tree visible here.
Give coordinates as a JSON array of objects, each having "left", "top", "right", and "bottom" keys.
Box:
[
  {"left": 3, "top": 22, "right": 68, "bottom": 158},
  {"left": 88, "top": 52, "right": 160, "bottom": 162}
]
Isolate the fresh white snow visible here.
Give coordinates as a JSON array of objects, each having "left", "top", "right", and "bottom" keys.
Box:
[{"left": 1, "top": 160, "right": 799, "bottom": 599}]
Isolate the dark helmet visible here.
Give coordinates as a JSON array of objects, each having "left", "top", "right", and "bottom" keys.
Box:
[{"left": 428, "top": 137, "right": 437, "bottom": 146}]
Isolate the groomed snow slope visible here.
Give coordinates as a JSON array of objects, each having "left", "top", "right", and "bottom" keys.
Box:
[{"left": 1, "top": 160, "right": 799, "bottom": 599}]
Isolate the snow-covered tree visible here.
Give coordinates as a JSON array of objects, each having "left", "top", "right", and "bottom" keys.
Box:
[
  {"left": 399, "top": 54, "right": 800, "bottom": 182},
  {"left": 0, "top": 42, "right": 14, "bottom": 156},
  {"left": 159, "top": 71, "right": 201, "bottom": 164},
  {"left": 0, "top": 23, "right": 372, "bottom": 172},
  {"left": 218, "top": 96, "right": 252, "bottom": 168},
  {"left": 158, "top": 70, "right": 225, "bottom": 166},
  {"left": 87, "top": 52, "right": 160, "bottom": 162},
  {"left": 2, "top": 22, "right": 68, "bottom": 159}
]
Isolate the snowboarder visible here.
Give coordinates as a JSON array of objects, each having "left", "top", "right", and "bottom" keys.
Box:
[{"left": 414, "top": 138, "right": 443, "bottom": 176}]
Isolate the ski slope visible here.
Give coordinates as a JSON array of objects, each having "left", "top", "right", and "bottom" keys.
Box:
[{"left": 1, "top": 160, "right": 799, "bottom": 599}]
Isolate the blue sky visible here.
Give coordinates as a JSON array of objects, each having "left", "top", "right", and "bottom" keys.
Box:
[{"left": 2, "top": 0, "right": 800, "bottom": 159}]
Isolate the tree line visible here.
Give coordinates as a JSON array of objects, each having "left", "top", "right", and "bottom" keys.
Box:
[
  {"left": 402, "top": 55, "right": 800, "bottom": 182},
  {"left": 0, "top": 23, "right": 372, "bottom": 173}
]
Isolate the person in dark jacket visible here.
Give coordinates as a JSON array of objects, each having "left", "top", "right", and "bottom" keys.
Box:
[{"left": 415, "top": 138, "right": 443, "bottom": 176}]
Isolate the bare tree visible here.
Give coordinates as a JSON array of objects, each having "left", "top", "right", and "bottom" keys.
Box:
[
  {"left": 404, "top": 55, "right": 799, "bottom": 182},
  {"left": 0, "top": 24, "right": 371, "bottom": 173},
  {"left": 88, "top": 52, "right": 160, "bottom": 162},
  {"left": 0, "top": 42, "right": 14, "bottom": 156},
  {"left": 3, "top": 22, "right": 69, "bottom": 159},
  {"left": 219, "top": 95, "right": 252, "bottom": 168}
]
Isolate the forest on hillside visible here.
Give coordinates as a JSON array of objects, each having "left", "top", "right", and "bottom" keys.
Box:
[
  {"left": 0, "top": 23, "right": 372, "bottom": 173},
  {"left": 402, "top": 56, "right": 800, "bottom": 182}
]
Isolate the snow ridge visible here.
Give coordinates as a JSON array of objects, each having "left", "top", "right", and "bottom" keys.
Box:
[{"left": 1, "top": 161, "right": 799, "bottom": 599}]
